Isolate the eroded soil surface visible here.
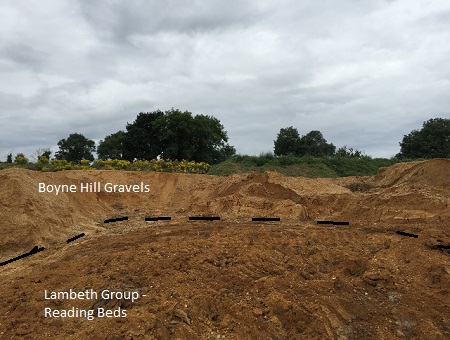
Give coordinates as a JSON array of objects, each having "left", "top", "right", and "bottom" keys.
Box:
[{"left": 0, "top": 159, "right": 449, "bottom": 339}]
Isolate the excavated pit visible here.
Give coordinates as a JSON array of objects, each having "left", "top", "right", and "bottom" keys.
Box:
[{"left": 0, "top": 159, "right": 449, "bottom": 339}]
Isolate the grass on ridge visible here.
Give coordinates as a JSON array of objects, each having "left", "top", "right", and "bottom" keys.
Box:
[{"left": 207, "top": 153, "right": 420, "bottom": 178}]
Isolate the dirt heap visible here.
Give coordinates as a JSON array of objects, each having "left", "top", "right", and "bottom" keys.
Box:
[
  {"left": 337, "top": 159, "right": 450, "bottom": 223},
  {"left": 0, "top": 159, "right": 449, "bottom": 339},
  {"left": 371, "top": 158, "right": 450, "bottom": 188},
  {"left": 190, "top": 172, "right": 351, "bottom": 221}
]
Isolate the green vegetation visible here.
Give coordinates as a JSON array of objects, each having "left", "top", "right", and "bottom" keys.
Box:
[
  {"left": 121, "top": 108, "right": 235, "bottom": 164},
  {"left": 55, "top": 133, "right": 96, "bottom": 163},
  {"left": 274, "top": 127, "right": 335, "bottom": 157},
  {"left": 14, "top": 153, "right": 29, "bottom": 165},
  {"left": 0, "top": 152, "right": 427, "bottom": 178},
  {"left": 207, "top": 153, "right": 420, "bottom": 177},
  {"left": 0, "top": 158, "right": 210, "bottom": 174},
  {"left": 97, "top": 131, "right": 125, "bottom": 160},
  {"left": 2, "top": 114, "right": 446, "bottom": 176},
  {"left": 396, "top": 118, "right": 450, "bottom": 158}
]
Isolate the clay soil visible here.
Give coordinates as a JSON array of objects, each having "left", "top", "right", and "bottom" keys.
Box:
[{"left": 0, "top": 159, "right": 449, "bottom": 339}]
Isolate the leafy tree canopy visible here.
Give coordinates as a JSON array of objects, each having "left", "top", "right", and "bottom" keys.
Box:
[
  {"left": 335, "top": 146, "right": 366, "bottom": 158},
  {"left": 299, "top": 130, "right": 336, "bottom": 157},
  {"left": 97, "top": 131, "right": 125, "bottom": 160},
  {"left": 274, "top": 127, "right": 335, "bottom": 157},
  {"left": 122, "top": 110, "right": 165, "bottom": 161},
  {"left": 153, "top": 109, "right": 196, "bottom": 161},
  {"left": 122, "top": 108, "right": 235, "bottom": 164},
  {"left": 274, "top": 126, "right": 301, "bottom": 156},
  {"left": 192, "top": 114, "right": 236, "bottom": 164},
  {"left": 55, "top": 133, "right": 96, "bottom": 163},
  {"left": 396, "top": 117, "right": 450, "bottom": 158}
]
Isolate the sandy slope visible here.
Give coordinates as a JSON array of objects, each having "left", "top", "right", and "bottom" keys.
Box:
[{"left": 0, "top": 159, "right": 449, "bottom": 339}]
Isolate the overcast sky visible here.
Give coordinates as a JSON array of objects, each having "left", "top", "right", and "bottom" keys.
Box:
[{"left": 1, "top": 0, "right": 449, "bottom": 160}]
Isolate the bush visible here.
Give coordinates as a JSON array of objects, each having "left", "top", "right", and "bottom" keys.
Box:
[
  {"left": 276, "top": 154, "right": 298, "bottom": 166},
  {"left": 36, "top": 155, "right": 50, "bottom": 170},
  {"left": 14, "top": 153, "right": 29, "bottom": 165},
  {"left": 231, "top": 154, "right": 245, "bottom": 163},
  {"left": 50, "top": 159, "right": 72, "bottom": 171},
  {"left": 73, "top": 159, "right": 92, "bottom": 170},
  {"left": 90, "top": 158, "right": 209, "bottom": 174},
  {"left": 323, "top": 157, "right": 395, "bottom": 177}
]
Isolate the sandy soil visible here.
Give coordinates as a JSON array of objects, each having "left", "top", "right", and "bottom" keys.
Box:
[{"left": 0, "top": 159, "right": 449, "bottom": 339}]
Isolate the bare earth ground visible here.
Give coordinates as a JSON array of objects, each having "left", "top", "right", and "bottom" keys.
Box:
[{"left": 0, "top": 159, "right": 449, "bottom": 339}]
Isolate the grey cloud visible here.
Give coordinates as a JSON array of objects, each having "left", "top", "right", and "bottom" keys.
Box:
[
  {"left": 78, "top": 0, "right": 267, "bottom": 44},
  {"left": 0, "top": 43, "right": 48, "bottom": 72},
  {"left": 1, "top": 0, "right": 450, "bottom": 160}
]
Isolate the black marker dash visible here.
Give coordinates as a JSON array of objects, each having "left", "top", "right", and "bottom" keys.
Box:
[
  {"left": 0, "top": 245, "right": 45, "bottom": 266},
  {"left": 396, "top": 231, "right": 419, "bottom": 238},
  {"left": 145, "top": 217, "right": 159, "bottom": 221},
  {"left": 333, "top": 221, "right": 350, "bottom": 225},
  {"left": 158, "top": 216, "right": 172, "bottom": 220},
  {"left": 189, "top": 216, "right": 221, "bottom": 221},
  {"left": 252, "top": 217, "right": 281, "bottom": 222},
  {"left": 104, "top": 216, "right": 128, "bottom": 223},
  {"left": 66, "top": 233, "right": 85, "bottom": 243},
  {"left": 317, "top": 221, "right": 334, "bottom": 225},
  {"left": 436, "top": 245, "right": 450, "bottom": 249},
  {"left": 146, "top": 216, "right": 172, "bottom": 221}
]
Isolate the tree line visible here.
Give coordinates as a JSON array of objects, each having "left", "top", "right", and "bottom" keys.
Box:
[
  {"left": 4, "top": 113, "right": 449, "bottom": 165},
  {"left": 95, "top": 108, "right": 236, "bottom": 164},
  {"left": 7, "top": 108, "right": 236, "bottom": 165},
  {"left": 273, "top": 117, "right": 449, "bottom": 159}
]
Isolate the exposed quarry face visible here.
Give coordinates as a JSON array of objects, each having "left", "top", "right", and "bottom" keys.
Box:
[
  {"left": 1, "top": 159, "right": 449, "bottom": 258},
  {"left": 0, "top": 159, "right": 449, "bottom": 338}
]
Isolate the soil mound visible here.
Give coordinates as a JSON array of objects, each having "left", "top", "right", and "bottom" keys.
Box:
[
  {"left": 209, "top": 173, "right": 312, "bottom": 220},
  {"left": 190, "top": 172, "right": 350, "bottom": 220},
  {"left": 371, "top": 158, "right": 450, "bottom": 189}
]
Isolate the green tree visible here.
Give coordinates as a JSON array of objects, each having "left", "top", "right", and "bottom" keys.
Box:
[
  {"left": 298, "top": 130, "right": 336, "bottom": 157},
  {"left": 154, "top": 109, "right": 196, "bottom": 161},
  {"left": 188, "top": 113, "right": 234, "bottom": 163},
  {"left": 55, "top": 133, "right": 96, "bottom": 163},
  {"left": 6, "top": 152, "right": 12, "bottom": 163},
  {"left": 274, "top": 126, "right": 301, "bottom": 156},
  {"left": 122, "top": 110, "right": 165, "bottom": 161},
  {"left": 97, "top": 131, "right": 125, "bottom": 160},
  {"left": 397, "top": 118, "right": 450, "bottom": 158},
  {"left": 123, "top": 108, "right": 235, "bottom": 164},
  {"left": 215, "top": 143, "right": 236, "bottom": 164},
  {"left": 335, "top": 146, "right": 366, "bottom": 158}
]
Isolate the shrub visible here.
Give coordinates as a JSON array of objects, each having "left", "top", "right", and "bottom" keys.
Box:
[
  {"left": 276, "top": 154, "right": 298, "bottom": 166},
  {"left": 50, "top": 159, "right": 72, "bottom": 171},
  {"left": 132, "top": 159, "right": 152, "bottom": 171},
  {"left": 36, "top": 155, "right": 50, "bottom": 170},
  {"left": 14, "top": 153, "right": 29, "bottom": 165},
  {"left": 36, "top": 157, "right": 209, "bottom": 174}
]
